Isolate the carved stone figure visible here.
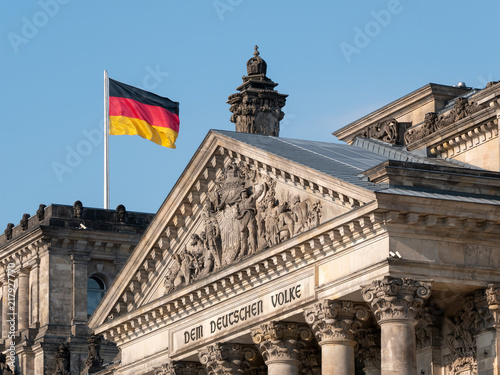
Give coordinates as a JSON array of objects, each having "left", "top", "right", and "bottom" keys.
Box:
[
  {"left": 0, "top": 353, "right": 13, "bottom": 375},
  {"left": 53, "top": 344, "right": 70, "bottom": 375},
  {"left": 236, "top": 189, "right": 257, "bottom": 255},
  {"left": 4, "top": 223, "right": 14, "bottom": 240},
  {"left": 357, "top": 118, "right": 399, "bottom": 144},
  {"left": 163, "top": 160, "right": 323, "bottom": 295},
  {"left": 83, "top": 334, "right": 104, "bottom": 373},
  {"left": 115, "top": 204, "right": 126, "bottom": 222},
  {"left": 404, "top": 98, "right": 485, "bottom": 145},
  {"left": 73, "top": 200, "right": 83, "bottom": 219},
  {"left": 202, "top": 201, "right": 221, "bottom": 270},
  {"left": 20, "top": 213, "right": 30, "bottom": 231},
  {"left": 36, "top": 204, "right": 47, "bottom": 221}
]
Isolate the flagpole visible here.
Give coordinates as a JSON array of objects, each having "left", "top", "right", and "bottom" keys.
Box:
[{"left": 104, "top": 70, "right": 110, "bottom": 209}]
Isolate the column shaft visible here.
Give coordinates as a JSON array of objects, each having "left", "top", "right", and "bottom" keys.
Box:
[
  {"left": 321, "top": 342, "right": 355, "bottom": 375},
  {"left": 18, "top": 269, "right": 30, "bottom": 331},
  {"left": 72, "top": 256, "right": 88, "bottom": 324},
  {"left": 29, "top": 264, "right": 40, "bottom": 327},
  {"left": 380, "top": 320, "right": 416, "bottom": 375},
  {"left": 267, "top": 359, "right": 301, "bottom": 375}
]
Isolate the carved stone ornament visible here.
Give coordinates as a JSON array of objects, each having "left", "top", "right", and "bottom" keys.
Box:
[
  {"left": 73, "top": 200, "right": 83, "bottom": 219},
  {"left": 164, "top": 160, "right": 323, "bottom": 294},
  {"left": 115, "top": 204, "right": 127, "bottom": 222},
  {"left": 83, "top": 334, "right": 104, "bottom": 373},
  {"left": 298, "top": 347, "right": 321, "bottom": 375},
  {"left": 251, "top": 321, "right": 313, "bottom": 363},
  {"left": 4, "top": 223, "right": 14, "bottom": 240},
  {"left": 442, "top": 291, "right": 496, "bottom": 375},
  {"left": 36, "top": 204, "right": 47, "bottom": 221},
  {"left": 356, "top": 118, "right": 399, "bottom": 144},
  {"left": 404, "top": 97, "right": 485, "bottom": 144},
  {"left": 20, "top": 213, "right": 30, "bottom": 231},
  {"left": 0, "top": 353, "right": 14, "bottom": 375},
  {"left": 486, "top": 284, "right": 500, "bottom": 326},
  {"left": 355, "top": 329, "right": 381, "bottom": 369},
  {"left": 304, "top": 299, "right": 370, "bottom": 342},
  {"left": 198, "top": 343, "right": 258, "bottom": 375},
  {"left": 53, "top": 344, "right": 70, "bottom": 375},
  {"left": 227, "top": 46, "right": 288, "bottom": 137},
  {"left": 415, "top": 307, "right": 443, "bottom": 350},
  {"left": 361, "top": 277, "right": 431, "bottom": 323},
  {"left": 156, "top": 360, "right": 207, "bottom": 375}
]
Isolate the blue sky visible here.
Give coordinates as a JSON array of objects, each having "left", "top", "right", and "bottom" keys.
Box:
[{"left": 1, "top": 1, "right": 499, "bottom": 228}]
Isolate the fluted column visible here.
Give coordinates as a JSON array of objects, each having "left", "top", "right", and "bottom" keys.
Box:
[
  {"left": 487, "top": 285, "right": 500, "bottom": 375},
  {"left": 251, "top": 321, "right": 313, "bottom": 375},
  {"left": 304, "top": 300, "right": 369, "bottom": 375},
  {"left": 362, "top": 277, "right": 431, "bottom": 375},
  {"left": 18, "top": 268, "right": 30, "bottom": 332},
  {"left": 198, "top": 342, "right": 258, "bottom": 375},
  {"left": 356, "top": 329, "right": 381, "bottom": 375}
]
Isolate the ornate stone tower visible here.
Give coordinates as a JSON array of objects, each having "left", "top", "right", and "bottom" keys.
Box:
[{"left": 228, "top": 46, "right": 288, "bottom": 136}]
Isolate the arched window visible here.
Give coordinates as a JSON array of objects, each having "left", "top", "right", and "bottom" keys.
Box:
[{"left": 87, "top": 276, "right": 106, "bottom": 317}]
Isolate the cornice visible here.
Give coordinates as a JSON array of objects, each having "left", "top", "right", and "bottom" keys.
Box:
[{"left": 333, "top": 83, "right": 470, "bottom": 144}]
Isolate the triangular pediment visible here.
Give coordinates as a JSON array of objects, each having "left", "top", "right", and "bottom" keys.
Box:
[{"left": 88, "top": 130, "right": 377, "bottom": 329}]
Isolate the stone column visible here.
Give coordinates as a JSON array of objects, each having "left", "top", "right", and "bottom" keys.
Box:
[
  {"left": 356, "top": 329, "right": 381, "bottom": 375},
  {"left": 71, "top": 254, "right": 90, "bottom": 336},
  {"left": 29, "top": 258, "right": 40, "bottom": 328},
  {"left": 2, "top": 276, "right": 9, "bottom": 340},
  {"left": 198, "top": 342, "right": 258, "bottom": 375},
  {"left": 362, "top": 277, "right": 431, "bottom": 375},
  {"left": 251, "top": 321, "right": 313, "bottom": 375},
  {"left": 487, "top": 285, "right": 500, "bottom": 375},
  {"left": 304, "top": 300, "right": 370, "bottom": 375},
  {"left": 18, "top": 268, "right": 30, "bottom": 332}
]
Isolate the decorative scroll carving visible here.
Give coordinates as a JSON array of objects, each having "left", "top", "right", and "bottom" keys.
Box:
[
  {"left": 442, "top": 290, "right": 496, "bottom": 375},
  {"left": 20, "top": 213, "right": 29, "bottom": 231},
  {"left": 73, "top": 200, "right": 83, "bottom": 219},
  {"left": 304, "top": 300, "right": 370, "bottom": 342},
  {"left": 404, "top": 97, "right": 485, "bottom": 144},
  {"left": 198, "top": 343, "right": 257, "bottom": 375},
  {"left": 115, "top": 204, "right": 126, "bottom": 222},
  {"left": 355, "top": 329, "right": 381, "bottom": 370},
  {"left": 53, "top": 344, "right": 70, "bottom": 375},
  {"left": 83, "top": 334, "right": 104, "bottom": 373},
  {"left": 361, "top": 277, "right": 431, "bottom": 323},
  {"left": 251, "top": 321, "right": 313, "bottom": 363},
  {"left": 357, "top": 119, "right": 399, "bottom": 144},
  {"left": 415, "top": 307, "right": 443, "bottom": 349},
  {"left": 36, "top": 204, "right": 47, "bottom": 221},
  {"left": 164, "top": 160, "right": 323, "bottom": 295},
  {"left": 0, "top": 353, "right": 13, "bottom": 375},
  {"left": 156, "top": 360, "right": 207, "bottom": 375},
  {"left": 4, "top": 223, "right": 14, "bottom": 240},
  {"left": 299, "top": 347, "right": 321, "bottom": 375}
]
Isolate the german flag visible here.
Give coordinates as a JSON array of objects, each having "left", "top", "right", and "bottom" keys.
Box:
[{"left": 109, "top": 78, "right": 180, "bottom": 148}]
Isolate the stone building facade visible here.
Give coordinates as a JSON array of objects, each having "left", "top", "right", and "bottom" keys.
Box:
[
  {"left": 84, "top": 49, "right": 500, "bottom": 375},
  {"left": 2, "top": 47, "right": 500, "bottom": 375},
  {"left": 0, "top": 203, "right": 153, "bottom": 374}
]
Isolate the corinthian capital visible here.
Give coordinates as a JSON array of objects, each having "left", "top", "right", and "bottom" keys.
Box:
[
  {"left": 361, "top": 277, "right": 431, "bottom": 323},
  {"left": 251, "top": 321, "right": 313, "bottom": 363},
  {"left": 198, "top": 343, "right": 257, "bottom": 375},
  {"left": 487, "top": 284, "right": 500, "bottom": 326},
  {"left": 304, "top": 300, "right": 370, "bottom": 343}
]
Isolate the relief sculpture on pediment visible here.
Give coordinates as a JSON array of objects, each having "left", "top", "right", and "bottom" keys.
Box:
[{"left": 164, "top": 160, "right": 323, "bottom": 294}]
